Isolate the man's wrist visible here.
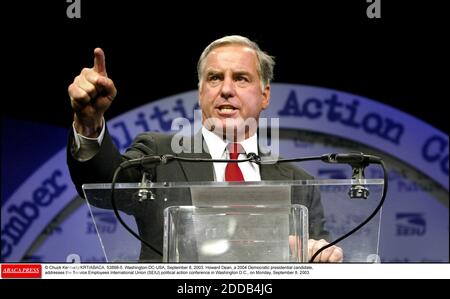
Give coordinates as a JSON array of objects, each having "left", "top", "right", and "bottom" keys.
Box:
[
  {"left": 73, "top": 114, "right": 103, "bottom": 138},
  {"left": 71, "top": 117, "right": 106, "bottom": 161}
]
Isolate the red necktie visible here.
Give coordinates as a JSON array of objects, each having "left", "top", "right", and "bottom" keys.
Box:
[{"left": 225, "top": 143, "right": 244, "bottom": 182}]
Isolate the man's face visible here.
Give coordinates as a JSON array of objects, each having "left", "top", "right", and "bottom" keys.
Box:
[{"left": 199, "top": 45, "right": 270, "bottom": 140}]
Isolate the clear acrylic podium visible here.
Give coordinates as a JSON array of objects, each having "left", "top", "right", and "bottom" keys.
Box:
[{"left": 83, "top": 179, "right": 384, "bottom": 263}]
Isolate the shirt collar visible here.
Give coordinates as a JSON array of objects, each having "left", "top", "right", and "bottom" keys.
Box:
[
  {"left": 201, "top": 126, "right": 259, "bottom": 158},
  {"left": 201, "top": 126, "right": 227, "bottom": 159}
]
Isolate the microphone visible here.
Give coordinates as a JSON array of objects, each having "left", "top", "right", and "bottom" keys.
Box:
[
  {"left": 321, "top": 152, "right": 381, "bottom": 199},
  {"left": 320, "top": 153, "right": 381, "bottom": 165},
  {"left": 119, "top": 154, "right": 176, "bottom": 203},
  {"left": 246, "top": 152, "right": 261, "bottom": 163},
  {"left": 120, "top": 154, "right": 175, "bottom": 169}
]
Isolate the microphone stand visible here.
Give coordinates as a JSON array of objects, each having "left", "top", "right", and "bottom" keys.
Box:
[{"left": 259, "top": 153, "right": 388, "bottom": 262}]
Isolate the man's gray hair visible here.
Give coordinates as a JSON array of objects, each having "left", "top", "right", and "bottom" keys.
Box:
[{"left": 197, "top": 35, "right": 275, "bottom": 91}]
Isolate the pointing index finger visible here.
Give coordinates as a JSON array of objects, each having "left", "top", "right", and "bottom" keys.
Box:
[{"left": 93, "top": 48, "right": 107, "bottom": 76}]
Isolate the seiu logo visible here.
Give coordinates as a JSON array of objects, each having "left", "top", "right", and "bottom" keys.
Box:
[
  {"left": 396, "top": 213, "right": 426, "bottom": 236},
  {"left": 86, "top": 212, "right": 117, "bottom": 234}
]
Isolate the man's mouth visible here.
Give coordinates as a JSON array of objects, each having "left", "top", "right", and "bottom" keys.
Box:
[{"left": 216, "top": 105, "right": 238, "bottom": 115}]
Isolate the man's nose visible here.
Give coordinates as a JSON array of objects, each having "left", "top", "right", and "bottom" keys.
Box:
[{"left": 220, "top": 76, "right": 236, "bottom": 100}]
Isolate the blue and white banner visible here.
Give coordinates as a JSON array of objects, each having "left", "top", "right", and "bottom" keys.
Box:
[{"left": 1, "top": 83, "right": 448, "bottom": 262}]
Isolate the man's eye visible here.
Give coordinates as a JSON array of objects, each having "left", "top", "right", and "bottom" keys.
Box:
[
  {"left": 236, "top": 76, "right": 249, "bottom": 82},
  {"left": 208, "top": 75, "right": 220, "bottom": 81}
]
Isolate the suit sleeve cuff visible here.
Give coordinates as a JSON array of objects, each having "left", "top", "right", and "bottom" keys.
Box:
[{"left": 71, "top": 118, "right": 106, "bottom": 161}]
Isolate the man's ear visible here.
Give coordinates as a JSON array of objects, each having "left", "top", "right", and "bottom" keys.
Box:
[
  {"left": 198, "top": 81, "right": 205, "bottom": 107},
  {"left": 198, "top": 89, "right": 202, "bottom": 108},
  {"left": 261, "top": 85, "right": 271, "bottom": 110}
]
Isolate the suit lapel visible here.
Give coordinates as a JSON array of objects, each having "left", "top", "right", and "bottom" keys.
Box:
[
  {"left": 259, "top": 148, "right": 295, "bottom": 180},
  {"left": 177, "top": 133, "right": 214, "bottom": 182},
  {"left": 260, "top": 163, "right": 295, "bottom": 180}
]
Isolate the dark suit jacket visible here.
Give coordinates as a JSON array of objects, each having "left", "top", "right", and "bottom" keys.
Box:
[{"left": 68, "top": 129, "right": 328, "bottom": 261}]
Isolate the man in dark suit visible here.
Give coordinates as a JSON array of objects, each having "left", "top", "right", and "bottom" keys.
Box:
[{"left": 67, "top": 35, "right": 343, "bottom": 262}]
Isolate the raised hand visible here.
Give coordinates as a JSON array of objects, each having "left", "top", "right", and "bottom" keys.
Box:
[{"left": 68, "top": 48, "right": 117, "bottom": 137}]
